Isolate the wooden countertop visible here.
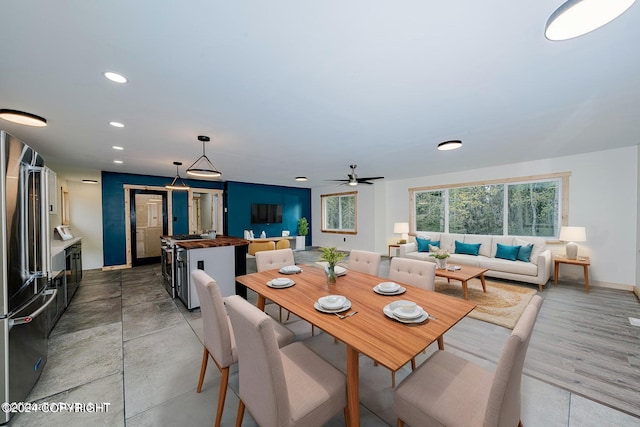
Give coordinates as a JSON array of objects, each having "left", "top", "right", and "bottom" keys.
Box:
[{"left": 175, "top": 236, "right": 249, "bottom": 249}]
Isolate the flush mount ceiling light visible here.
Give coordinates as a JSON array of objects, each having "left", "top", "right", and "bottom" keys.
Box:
[
  {"left": 103, "top": 71, "right": 128, "bottom": 83},
  {"left": 545, "top": 0, "right": 636, "bottom": 41},
  {"left": 166, "top": 161, "right": 190, "bottom": 191},
  {"left": 113, "top": 160, "right": 123, "bottom": 164},
  {"left": 0, "top": 109, "right": 47, "bottom": 127},
  {"left": 437, "top": 140, "right": 463, "bottom": 151},
  {"left": 82, "top": 179, "right": 98, "bottom": 184},
  {"left": 109, "top": 121, "right": 125, "bottom": 128},
  {"left": 112, "top": 146, "right": 124, "bottom": 150},
  {"left": 186, "top": 135, "right": 222, "bottom": 178},
  {"left": 295, "top": 176, "right": 308, "bottom": 182}
]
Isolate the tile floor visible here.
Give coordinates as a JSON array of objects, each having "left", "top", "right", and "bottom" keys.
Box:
[{"left": 9, "top": 260, "right": 640, "bottom": 427}]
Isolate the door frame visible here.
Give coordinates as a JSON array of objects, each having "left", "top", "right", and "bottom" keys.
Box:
[{"left": 124, "top": 185, "right": 173, "bottom": 268}]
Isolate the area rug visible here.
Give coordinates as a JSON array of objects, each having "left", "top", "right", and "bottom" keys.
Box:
[{"left": 435, "top": 278, "right": 537, "bottom": 329}]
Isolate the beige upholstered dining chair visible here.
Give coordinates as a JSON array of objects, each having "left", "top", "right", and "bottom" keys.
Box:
[
  {"left": 225, "top": 295, "right": 347, "bottom": 427},
  {"left": 347, "top": 249, "right": 381, "bottom": 276},
  {"left": 389, "top": 256, "right": 436, "bottom": 291},
  {"left": 191, "top": 270, "right": 295, "bottom": 427},
  {"left": 394, "top": 295, "right": 543, "bottom": 427},
  {"left": 255, "top": 248, "right": 294, "bottom": 322},
  {"left": 381, "top": 257, "right": 438, "bottom": 387}
]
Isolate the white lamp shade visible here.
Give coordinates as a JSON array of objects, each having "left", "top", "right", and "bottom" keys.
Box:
[
  {"left": 393, "top": 222, "right": 409, "bottom": 234},
  {"left": 559, "top": 226, "right": 587, "bottom": 242}
]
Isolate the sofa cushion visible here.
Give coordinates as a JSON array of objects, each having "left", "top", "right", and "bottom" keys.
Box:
[
  {"left": 454, "top": 240, "right": 481, "bottom": 256},
  {"left": 464, "top": 235, "right": 492, "bottom": 257},
  {"left": 490, "top": 236, "right": 515, "bottom": 258},
  {"left": 481, "top": 257, "right": 538, "bottom": 277},
  {"left": 448, "top": 254, "right": 482, "bottom": 267},
  {"left": 514, "top": 237, "right": 546, "bottom": 266},
  {"left": 495, "top": 243, "right": 521, "bottom": 261},
  {"left": 516, "top": 243, "right": 534, "bottom": 262},
  {"left": 440, "top": 234, "right": 464, "bottom": 253},
  {"left": 405, "top": 252, "right": 434, "bottom": 262},
  {"left": 416, "top": 237, "right": 431, "bottom": 252}
]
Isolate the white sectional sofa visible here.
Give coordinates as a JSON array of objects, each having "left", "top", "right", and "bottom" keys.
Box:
[{"left": 398, "top": 233, "right": 551, "bottom": 290}]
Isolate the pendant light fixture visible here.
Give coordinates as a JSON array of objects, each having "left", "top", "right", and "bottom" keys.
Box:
[
  {"left": 0, "top": 109, "right": 47, "bottom": 127},
  {"left": 186, "top": 135, "right": 222, "bottom": 178},
  {"left": 545, "top": 0, "right": 636, "bottom": 41},
  {"left": 165, "top": 161, "right": 190, "bottom": 191}
]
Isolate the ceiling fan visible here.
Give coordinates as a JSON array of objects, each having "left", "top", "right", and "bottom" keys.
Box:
[{"left": 329, "top": 164, "right": 384, "bottom": 186}]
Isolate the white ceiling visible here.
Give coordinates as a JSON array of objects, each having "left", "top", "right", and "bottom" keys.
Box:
[{"left": 1, "top": 1, "right": 639, "bottom": 187}]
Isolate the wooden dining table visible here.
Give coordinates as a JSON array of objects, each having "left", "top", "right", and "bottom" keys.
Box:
[{"left": 236, "top": 265, "right": 476, "bottom": 427}]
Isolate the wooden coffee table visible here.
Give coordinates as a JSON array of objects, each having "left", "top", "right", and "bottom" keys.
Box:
[{"left": 435, "top": 265, "right": 488, "bottom": 300}]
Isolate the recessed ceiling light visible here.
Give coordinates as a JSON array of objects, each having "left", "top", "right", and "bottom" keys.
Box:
[
  {"left": 437, "top": 140, "right": 463, "bottom": 151},
  {"left": 109, "top": 121, "right": 125, "bottom": 128},
  {"left": 295, "top": 176, "right": 308, "bottom": 181},
  {"left": 0, "top": 109, "right": 47, "bottom": 127},
  {"left": 112, "top": 146, "right": 124, "bottom": 150},
  {"left": 104, "top": 71, "right": 127, "bottom": 83},
  {"left": 113, "top": 160, "right": 123, "bottom": 164},
  {"left": 82, "top": 179, "right": 98, "bottom": 184}
]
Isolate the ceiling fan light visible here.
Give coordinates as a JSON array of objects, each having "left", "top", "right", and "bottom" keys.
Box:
[
  {"left": 0, "top": 109, "right": 47, "bottom": 127},
  {"left": 186, "top": 135, "right": 222, "bottom": 178},
  {"left": 348, "top": 180, "right": 358, "bottom": 186},
  {"left": 437, "top": 140, "right": 463, "bottom": 151},
  {"left": 545, "top": 0, "right": 636, "bottom": 41}
]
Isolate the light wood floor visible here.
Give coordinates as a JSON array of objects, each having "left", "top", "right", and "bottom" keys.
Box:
[
  {"left": 259, "top": 250, "right": 640, "bottom": 419},
  {"left": 444, "top": 280, "right": 640, "bottom": 418}
]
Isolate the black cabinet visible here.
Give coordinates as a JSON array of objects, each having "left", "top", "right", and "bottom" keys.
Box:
[{"left": 65, "top": 242, "right": 82, "bottom": 307}]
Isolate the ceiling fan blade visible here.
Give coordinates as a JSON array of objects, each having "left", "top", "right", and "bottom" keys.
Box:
[
  {"left": 359, "top": 181, "right": 375, "bottom": 185},
  {"left": 327, "top": 179, "right": 350, "bottom": 182},
  {"left": 357, "top": 176, "right": 384, "bottom": 181}
]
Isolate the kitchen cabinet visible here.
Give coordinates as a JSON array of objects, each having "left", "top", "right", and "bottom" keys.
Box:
[{"left": 65, "top": 242, "right": 82, "bottom": 306}]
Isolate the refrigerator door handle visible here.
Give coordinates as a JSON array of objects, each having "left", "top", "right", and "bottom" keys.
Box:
[{"left": 10, "top": 289, "right": 57, "bottom": 327}]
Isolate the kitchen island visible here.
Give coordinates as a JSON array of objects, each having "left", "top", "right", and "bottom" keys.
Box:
[{"left": 174, "top": 236, "right": 249, "bottom": 309}]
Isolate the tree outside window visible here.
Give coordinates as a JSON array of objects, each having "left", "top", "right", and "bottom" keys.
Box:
[{"left": 321, "top": 191, "right": 357, "bottom": 234}]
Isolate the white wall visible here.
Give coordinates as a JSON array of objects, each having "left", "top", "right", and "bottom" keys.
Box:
[
  {"left": 66, "top": 180, "right": 103, "bottom": 269},
  {"left": 311, "top": 184, "right": 379, "bottom": 252},
  {"left": 311, "top": 147, "right": 640, "bottom": 288}
]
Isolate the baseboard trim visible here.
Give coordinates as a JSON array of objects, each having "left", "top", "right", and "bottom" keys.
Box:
[
  {"left": 102, "top": 264, "right": 131, "bottom": 271},
  {"left": 634, "top": 286, "right": 640, "bottom": 301}
]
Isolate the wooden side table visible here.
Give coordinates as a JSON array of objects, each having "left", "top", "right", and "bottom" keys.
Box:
[
  {"left": 554, "top": 256, "right": 591, "bottom": 292},
  {"left": 388, "top": 244, "right": 401, "bottom": 258}
]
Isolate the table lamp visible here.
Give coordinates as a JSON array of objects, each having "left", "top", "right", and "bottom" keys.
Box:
[
  {"left": 559, "top": 226, "right": 586, "bottom": 260},
  {"left": 393, "top": 222, "right": 409, "bottom": 244}
]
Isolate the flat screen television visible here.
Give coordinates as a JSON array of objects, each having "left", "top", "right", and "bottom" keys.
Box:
[{"left": 251, "top": 203, "right": 282, "bottom": 224}]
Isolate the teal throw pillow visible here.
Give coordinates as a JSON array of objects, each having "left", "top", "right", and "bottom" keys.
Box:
[
  {"left": 454, "top": 240, "right": 481, "bottom": 256},
  {"left": 495, "top": 243, "right": 521, "bottom": 261},
  {"left": 517, "top": 243, "right": 534, "bottom": 262},
  {"left": 416, "top": 237, "right": 431, "bottom": 252}
]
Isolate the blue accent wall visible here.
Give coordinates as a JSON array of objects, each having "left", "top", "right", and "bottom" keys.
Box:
[
  {"left": 101, "top": 171, "right": 225, "bottom": 266},
  {"left": 102, "top": 172, "right": 310, "bottom": 267},
  {"left": 226, "top": 181, "right": 311, "bottom": 243}
]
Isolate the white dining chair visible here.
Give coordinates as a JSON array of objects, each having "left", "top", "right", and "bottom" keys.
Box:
[
  {"left": 225, "top": 295, "right": 347, "bottom": 427},
  {"left": 394, "top": 295, "right": 542, "bottom": 427},
  {"left": 347, "top": 249, "right": 381, "bottom": 276},
  {"left": 382, "top": 256, "right": 438, "bottom": 387},
  {"left": 191, "top": 270, "right": 295, "bottom": 427}
]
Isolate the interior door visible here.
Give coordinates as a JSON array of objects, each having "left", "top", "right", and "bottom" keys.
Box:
[{"left": 130, "top": 190, "right": 168, "bottom": 266}]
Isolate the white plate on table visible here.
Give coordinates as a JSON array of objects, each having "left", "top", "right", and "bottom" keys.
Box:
[
  {"left": 318, "top": 295, "right": 347, "bottom": 309},
  {"left": 267, "top": 278, "right": 295, "bottom": 288},
  {"left": 383, "top": 300, "right": 429, "bottom": 324},
  {"left": 279, "top": 265, "right": 302, "bottom": 274},
  {"left": 316, "top": 262, "right": 348, "bottom": 276},
  {"left": 314, "top": 298, "right": 352, "bottom": 313},
  {"left": 373, "top": 284, "right": 406, "bottom": 295}
]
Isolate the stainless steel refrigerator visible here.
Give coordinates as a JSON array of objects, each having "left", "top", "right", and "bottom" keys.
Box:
[{"left": 0, "top": 130, "right": 56, "bottom": 424}]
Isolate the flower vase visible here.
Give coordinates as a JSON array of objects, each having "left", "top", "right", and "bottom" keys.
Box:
[
  {"left": 325, "top": 264, "right": 338, "bottom": 284},
  {"left": 435, "top": 258, "right": 447, "bottom": 270}
]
